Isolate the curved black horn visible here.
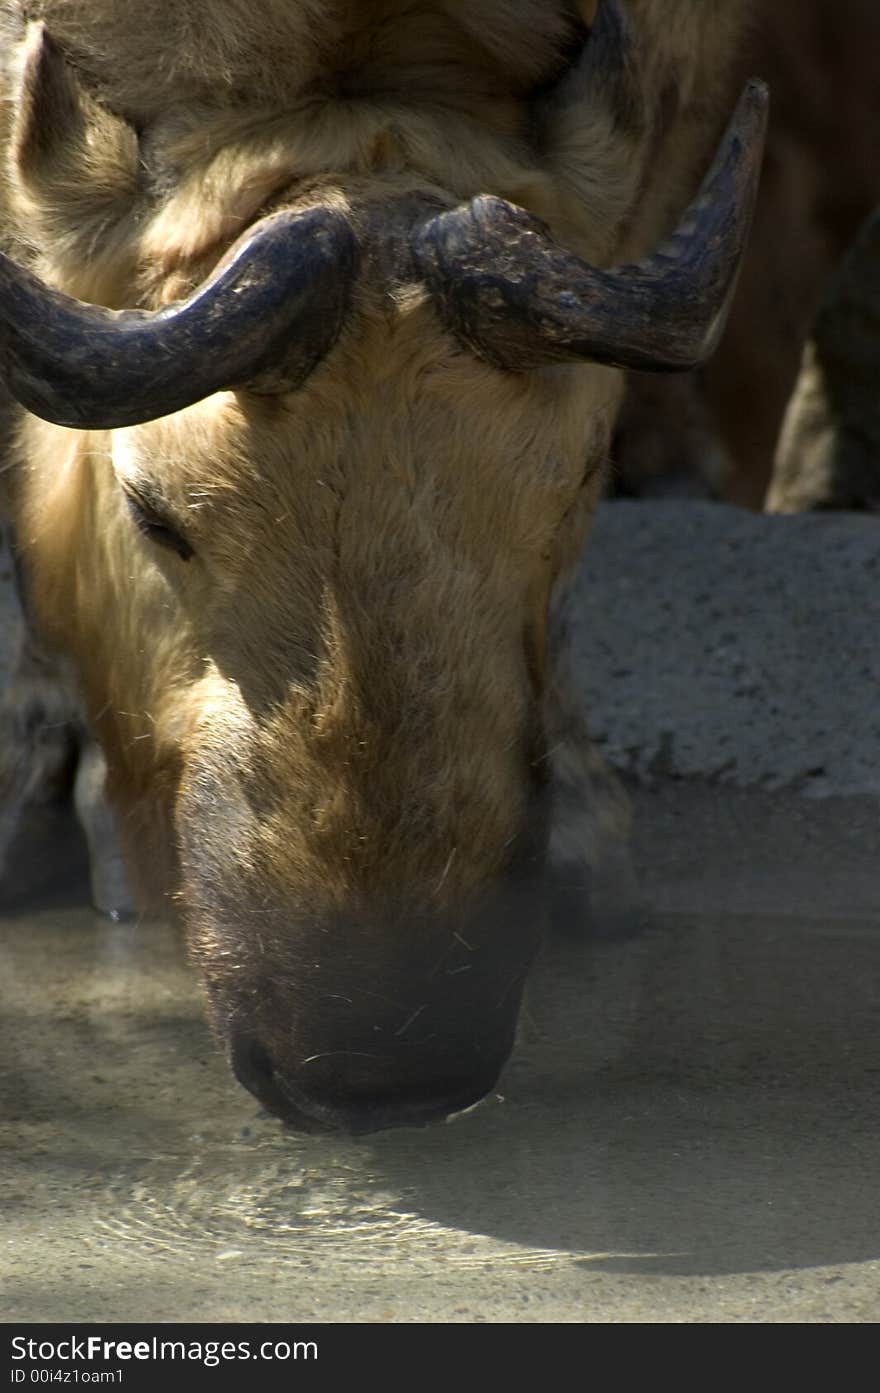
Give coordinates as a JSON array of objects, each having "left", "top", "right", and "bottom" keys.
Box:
[
  {"left": 0, "top": 206, "right": 358, "bottom": 429},
  {"left": 413, "top": 80, "right": 769, "bottom": 375}
]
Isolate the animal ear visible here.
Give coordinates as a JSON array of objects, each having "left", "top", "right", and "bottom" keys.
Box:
[{"left": 9, "top": 23, "right": 140, "bottom": 293}]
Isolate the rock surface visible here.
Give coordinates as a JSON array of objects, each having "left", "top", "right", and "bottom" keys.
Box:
[{"left": 574, "top": 500, "right": 880, "bottom": 798}]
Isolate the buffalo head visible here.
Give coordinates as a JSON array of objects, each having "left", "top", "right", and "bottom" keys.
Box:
[{"left": 0, "top": 4, "right": 766, "bottom": 1132}]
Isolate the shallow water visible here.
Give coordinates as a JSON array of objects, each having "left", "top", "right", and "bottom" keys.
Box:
[{"left": 2, "top": 791, "right": 880, "bottom": 1322}]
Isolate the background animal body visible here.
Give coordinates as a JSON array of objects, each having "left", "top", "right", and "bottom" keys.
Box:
[
  {"left": 616, "top": 0, "right": 880, "bottom": 509},
  {"left": 0, "top": 0, "right": 758, "bottom": 1130},
  {"left": 768, "top": 206, "right": 880, "bottom": 513}
]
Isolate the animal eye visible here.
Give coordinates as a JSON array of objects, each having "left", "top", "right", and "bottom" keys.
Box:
[{"left": 123, "top": 491, "right": 194, "bottom": 561}]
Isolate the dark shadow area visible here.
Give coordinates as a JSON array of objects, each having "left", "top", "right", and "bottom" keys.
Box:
[
  {"left": 0, "top": 799, "right": 91, "bottom": 915},
  {"left": 365, "top": 925, "right": 880, "bottom": 1278}
]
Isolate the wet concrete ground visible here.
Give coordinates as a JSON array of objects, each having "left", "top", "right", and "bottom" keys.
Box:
[{"left": 2, "top": 783, "right": 878, "bottom": 1323}]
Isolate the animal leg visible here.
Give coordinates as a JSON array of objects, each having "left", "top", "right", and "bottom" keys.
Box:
[
  {"left": 544, "top": 622, "right": 644, "bottom": 938},
  {"left": 0, "top": 547, "right": 134, "bottom": 918},
  {"left": 72, "top": 737, "right": 135, "bottom": 921},
  {"left": 0, "top": 623, "right": 77, "bottom": 874}
]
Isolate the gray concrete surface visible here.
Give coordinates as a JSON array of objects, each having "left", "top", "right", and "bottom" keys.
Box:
[
  {"left": 577, "top": 501, "right": 880, "bottom": 797},
  {"left": 1, "top": 501, "right": 879, "bottom": 1323}
]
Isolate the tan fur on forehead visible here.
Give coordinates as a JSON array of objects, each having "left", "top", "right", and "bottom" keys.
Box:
[
  {"left": 7, "top": 1, "right": 582, "bottom": 117},
  {"left": 2, "top": 0, "right": 757, "bottom": 300},
  {"left": 137, "top": 111, "right": 566, "bottom": 285},
  {"left": 1, "top": 0, "right": 600, "bottom": 293}
]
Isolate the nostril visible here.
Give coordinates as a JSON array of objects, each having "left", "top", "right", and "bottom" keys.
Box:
[{"left": 229, "top": 1031, "right": 279, "bottom": 1098}]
